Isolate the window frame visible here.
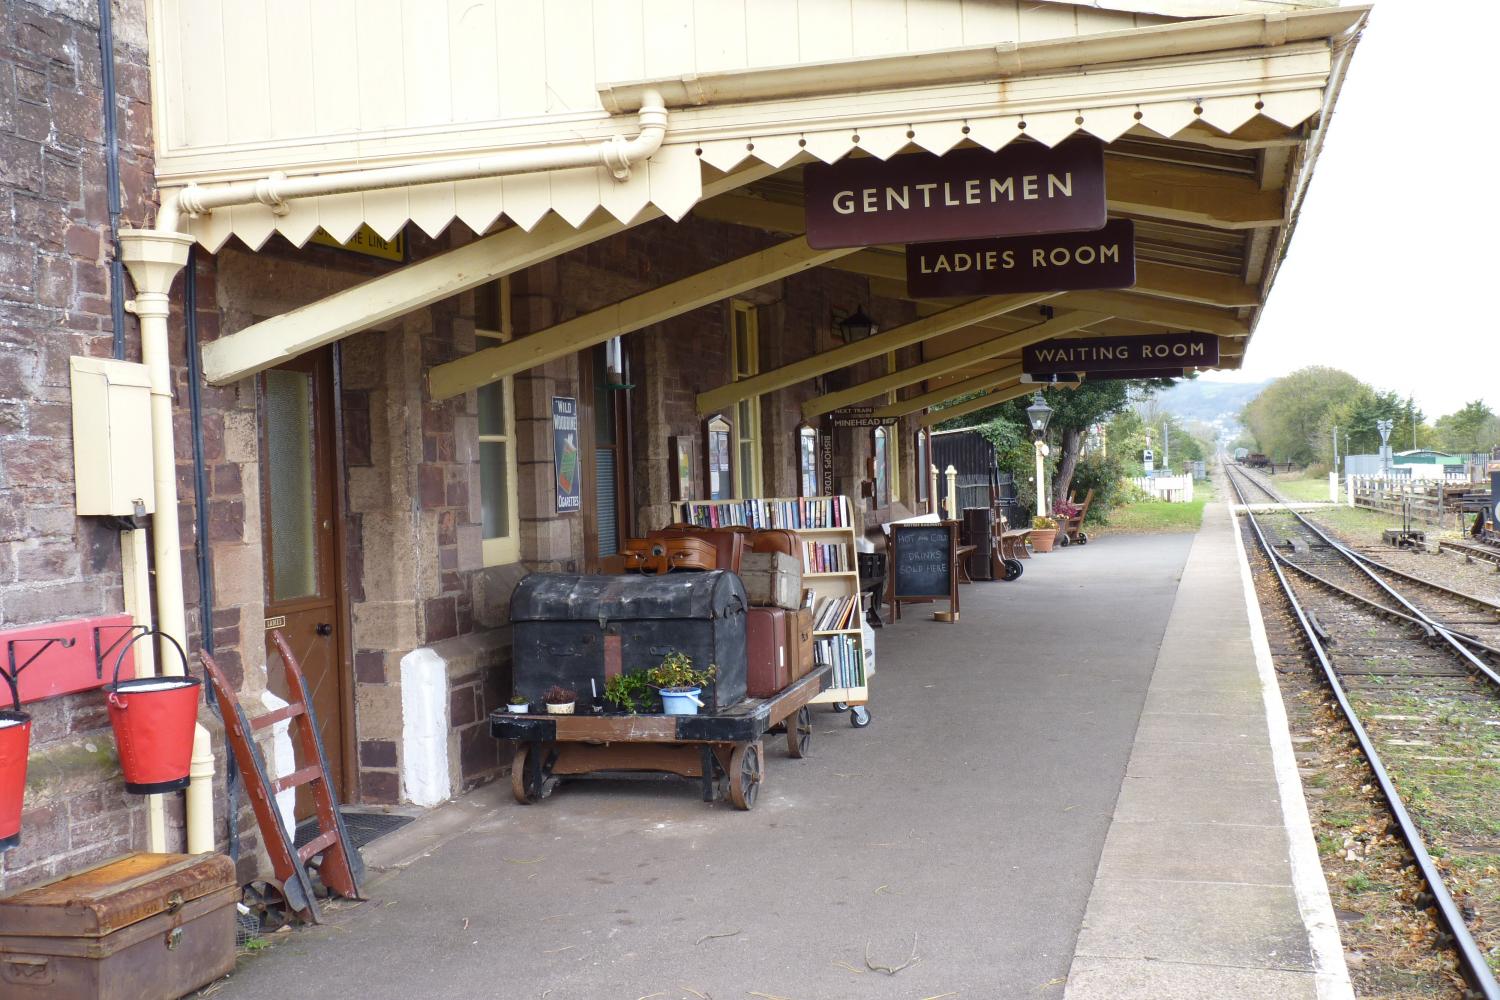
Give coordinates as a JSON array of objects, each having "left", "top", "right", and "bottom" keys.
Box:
[
  {"left": 797, "top": 422, "right": 819, "bottom": 498},
  {"left": 872, "top": 425, "right": 890, "bottom": 509},
  {"left": 730, "top": 301, "right": 763, "bottom": 498},
  {"left": 476, "top": 280, "right": 521, "bottom": 566}
]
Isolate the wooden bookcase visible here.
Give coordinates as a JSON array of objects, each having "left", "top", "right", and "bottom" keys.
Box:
[{"left": 677, "top": 496, "right": 871, "bottom": 712}]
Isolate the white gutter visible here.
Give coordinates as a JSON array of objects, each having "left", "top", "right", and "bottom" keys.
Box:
[
  {"left": 598, "top": 7, "right": 1368, "bottom": 112},
  {"left": 157, "top": 90, "right": 667, "bottom": 231}
]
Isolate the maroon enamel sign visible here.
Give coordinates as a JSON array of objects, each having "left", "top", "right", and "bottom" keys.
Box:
[
  {"left": 1023, "top": 333, "right": 1218, "bottom": 375},
  {"left": 803, "top": 137, "right": 1107, "bottom": 249},
  {"left": 907, "top": 219, "right": 1135, "bottom": 297}
]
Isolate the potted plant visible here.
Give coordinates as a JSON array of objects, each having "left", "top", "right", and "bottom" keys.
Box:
[
  {"left": 506, "top": 691, "right": 530, "bottom": 714},
  {"left": 542, "top": 686, "right": 577, "bottom": 715},
  {"left": 603, "top": 672, "right": 651, "bottom": 714},
  {"left": 1031, "top": 515, "right": 1059, "bottom": 553},
  {"left": 645, "top": 652, "right": 717, "bottom": 716}
]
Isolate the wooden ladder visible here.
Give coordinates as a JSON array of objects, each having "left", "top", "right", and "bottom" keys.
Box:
[{"left": 200, "top": 630, "right": 364, "bottom": 924}]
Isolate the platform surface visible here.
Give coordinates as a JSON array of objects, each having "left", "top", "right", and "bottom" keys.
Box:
[
  {"left": 1063, "top": 499, "right": 1348, "bottom": 1000},
  {"left": 210, "top": 514, "right": 1335, "bottom": 999}
]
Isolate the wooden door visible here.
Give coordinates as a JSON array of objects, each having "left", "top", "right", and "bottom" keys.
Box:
[{"left": 259, "top": 349, "right": 352, "bottom": 814}]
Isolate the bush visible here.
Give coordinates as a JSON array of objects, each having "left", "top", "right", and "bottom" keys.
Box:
[{"left": 1070, "top": 452, "right": 1130, "bottom": 523}]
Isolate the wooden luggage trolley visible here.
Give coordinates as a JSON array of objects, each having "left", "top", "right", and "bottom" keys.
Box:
[
  {"left": 491, "top": 663, "right": 830, "bottom": 810},
  {"left": 679, "top": 495, "right": 872, "bottom": 728}
]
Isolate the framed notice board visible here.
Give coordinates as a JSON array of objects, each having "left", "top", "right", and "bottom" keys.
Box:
[{"left": 889, "top": 521, "right": 960, "bottom": 623}]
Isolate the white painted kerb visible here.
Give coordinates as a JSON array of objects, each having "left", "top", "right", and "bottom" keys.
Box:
[
  {"left": 400, "top": 648, "right": 452, "bottom": 808},
  {"left": 1229, "top": 502, "right": 1355, "bottom": 1000}
]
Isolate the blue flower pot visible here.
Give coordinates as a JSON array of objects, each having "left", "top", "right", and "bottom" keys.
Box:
[{"left": 660, "top": 687, "right": 703, "bottom": 716}]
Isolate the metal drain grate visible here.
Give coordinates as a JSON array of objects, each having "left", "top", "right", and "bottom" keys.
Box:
[{"left": 294, "top": 810, "right": 415, "bottom": 853}]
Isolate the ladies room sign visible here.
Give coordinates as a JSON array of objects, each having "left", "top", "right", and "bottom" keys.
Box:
[{"left": 552, "top": 396, "right": 581, "bottom": 513}]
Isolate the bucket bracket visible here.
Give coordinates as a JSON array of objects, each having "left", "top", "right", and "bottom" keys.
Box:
[
  {"left": 2, "top": 636, "right": 77, "bottom": 712},
  {"left": 92, "top": 623, "right": 149, "bottom": 680}
]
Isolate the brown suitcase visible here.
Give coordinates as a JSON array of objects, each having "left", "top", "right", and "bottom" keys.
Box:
[
  {"left": 745, "top": 607, "right": 790, "bottom": 698},
  {"left": 786, "top": 607, "right": 814, "bottom": 681},
  {"left": 749, "top": 529, "right": 798, "bottom": 558},
  {"left": 0, "top": 852, "right": 237, "bottom": 1000},
  {"left": 618, "top": 536, "right": 718, "bottom": 574},
  {"left": 654, "top": 528, "right": 745, "bottom": 574}
]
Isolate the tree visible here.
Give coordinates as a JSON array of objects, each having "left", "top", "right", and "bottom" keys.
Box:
[
  {"left": 1241, "top": 367, "right": 1364, "bottom": 465},
  {"left": 1434, "top": 400, "right": 1500, "bottom": 455}
]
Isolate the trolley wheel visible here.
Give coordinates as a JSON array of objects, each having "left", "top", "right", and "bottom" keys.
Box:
[
  {"left": 1002, "top": 558, "right": 1024, "bottom": 581},
  {"left": 510, "top": 744, "right": 556, "bottom": 804},
  {"left": 831, "top": 701, "right": 850, "bottom": 713},
  {"left": 1077, "top": 532, "right": 1088, "bottom": 545},
  {"left": 1058, "top": 533, "right": 1070, "bottom": 547},
  {"left": 728, "top": 740, "right": 763, "bottom": 810},
  {"left": 786, "top": 706, "right": 813, "bottom": 759},
  {"left": 849, "top": 706, "right": 871, "bottom": 728}
]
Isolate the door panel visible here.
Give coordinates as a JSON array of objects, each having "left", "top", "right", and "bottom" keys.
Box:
[{"left": 260, "top": 350, "right": 350, "bottom": 816}]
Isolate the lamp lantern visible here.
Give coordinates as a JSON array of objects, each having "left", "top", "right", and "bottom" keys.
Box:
[
  {"left": 834, "top": 306, "right": 877, "bottom": 343},
  {"left": 1026, "top": 391, "right": 1054, "bottom": 439}
]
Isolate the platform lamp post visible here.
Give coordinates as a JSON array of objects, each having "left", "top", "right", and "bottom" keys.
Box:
[{"left": 1026, "top": 391, "right": 1054, "bottom": 520}]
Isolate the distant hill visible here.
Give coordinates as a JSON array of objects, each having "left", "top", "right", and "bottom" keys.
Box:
[{"left": 1155, "top": 378, "right": 1270, "bottom": 432}]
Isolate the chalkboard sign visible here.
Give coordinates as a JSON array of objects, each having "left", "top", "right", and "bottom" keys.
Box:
[{"left": 891, "top": 522, "right": 956, "bottom": 600}]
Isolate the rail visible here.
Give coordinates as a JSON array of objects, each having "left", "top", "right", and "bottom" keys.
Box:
[{"left": 1226, "top": 464, "right": 1500, "bottom": 999}]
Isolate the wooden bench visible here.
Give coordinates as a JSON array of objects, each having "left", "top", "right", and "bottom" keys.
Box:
[{"left": 1000, "top": 528, "right": 1033, "bottom": 560}]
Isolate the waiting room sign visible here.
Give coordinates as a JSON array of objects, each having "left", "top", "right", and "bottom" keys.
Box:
[
  {"left": 803, "top": 136, "right": 1106, "bottom": 248},
  {"left": 1023, "top": 332, "right": 1218, "bottom": 375}
]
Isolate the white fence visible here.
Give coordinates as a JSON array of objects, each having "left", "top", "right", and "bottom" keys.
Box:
[{"left": 1131, "top": 475, "right": 1195, "bottom": 503}]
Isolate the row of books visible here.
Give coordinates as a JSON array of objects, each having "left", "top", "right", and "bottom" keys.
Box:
[
  {"left": 679, "top": 495, "right": 852, "bottom": 530},
  {"left": 816, "top": 635, "right": 865, "bottom": 690},
  {"left": 809, "top": 594, "right": 860, "bottom": 633},
  {"left": 803, "top": 541, "right": 851, "bottom": 574}
]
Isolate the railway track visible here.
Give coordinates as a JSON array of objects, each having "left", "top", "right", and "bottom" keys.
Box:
[{"left": 1227, "top": 463, "right": 1500, "bottom": 998}]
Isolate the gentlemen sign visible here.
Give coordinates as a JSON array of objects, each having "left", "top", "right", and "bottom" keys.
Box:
[
  {"left": 907, "top": 219, "right": 1135, "bottom": 297},
  {"left": 804, "top": 137, "right": 1106, "bottom": 249},
  {"left": 1023, "top": 333, "right": 1218, "bottom": 375}
]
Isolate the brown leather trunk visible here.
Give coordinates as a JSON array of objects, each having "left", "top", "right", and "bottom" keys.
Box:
[
  {"left": 653, "top": 526, "right": 746, "bottom": 573},
  {"left": 785, "top": 608, "right": 815, "bottom": 682},
  {"left": 0, "top": 852, "right": 237, "bottom": 1000},
  {"left": 745, "top": 607, "right": 790, "bottom": 698},
  {"left": 749, "top": 529, "right": 798, "bottom": 558}
]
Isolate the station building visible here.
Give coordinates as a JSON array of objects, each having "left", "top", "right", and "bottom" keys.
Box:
[{"left": 0, "top": 0, "right": 1366, "bottom": 890}]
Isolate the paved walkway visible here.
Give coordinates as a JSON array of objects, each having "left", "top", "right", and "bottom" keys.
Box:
[
  {"left": 207, "top": 517, "right": 1336, "bottom": 999},
  {"left": 1063, "top": 499, "right": 1350, "bottom": 999}
]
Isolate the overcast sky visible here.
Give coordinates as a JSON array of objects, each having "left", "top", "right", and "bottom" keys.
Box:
[{"left": 1201, "top": 2, "right": 1493, "bottom": 421}]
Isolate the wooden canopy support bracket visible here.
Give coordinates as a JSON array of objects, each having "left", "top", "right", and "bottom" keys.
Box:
[
  {"left": 920, "top": 379, "right": 1079, "bottom": 427},
  {"left": 800, "top": 309, "right": 1109, "bottom": 420},
  {"left": 875, "top": 366, "right": 1024, "bottom": 419},
  {"left": 428, "top": 234, "right": 855, "bottom": 399},
  {"left": 694, "top": 292, "right": 1059, "bottom": 416},
  {"left": 200, "top": 163, "right": 779, "bottom": 386}
]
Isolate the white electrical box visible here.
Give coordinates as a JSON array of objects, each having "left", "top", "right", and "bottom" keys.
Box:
[{"left": 70, "top": 356, "right": 155, "bottom": 517}]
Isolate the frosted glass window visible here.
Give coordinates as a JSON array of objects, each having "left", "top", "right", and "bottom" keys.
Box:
[{"left": 265, "top": 370, "right": 317, "bottom": 601}]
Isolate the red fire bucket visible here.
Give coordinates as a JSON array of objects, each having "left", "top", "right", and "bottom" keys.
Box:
[
  {"left": 0, "top": 710, "right": 30, "bottom": 851},
  {"left": 106, "top": 632, "right": 201, "bottom": 795}
]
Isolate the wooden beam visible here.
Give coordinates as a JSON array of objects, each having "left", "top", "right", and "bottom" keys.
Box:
[
  {"left": 919, "top": 380, "right": 1059, "bottom": 427},
  {"left": 695, "top": 292, "right": 1058, "bottom": 416},
  {"left": 876, "top": 366, "right": 1023, "bottom": 418},
  {"left": 801, "top": 310, "right": 1108, "bottom": 420},
  {"left": 1134, "top": 261, "right": 1258, "bottom": 308},
  {"left": 1059, "top": 290, "right": 1250, "bottom": 337},
  {"left": 201, "top": 163, "right": 777, "bottom": 385},
  {"left": 430, "top": 235, "right": 853, "bottom": 398},
  {"left": 1105, "top": 156, "right": 1284, "bottom": 230}
]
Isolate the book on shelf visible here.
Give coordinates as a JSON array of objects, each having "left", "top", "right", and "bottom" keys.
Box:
[
  {"left": 801, "top": 540, "right": 848, "bottom": 574},
  {"left": 815, "top": 634, "right": 864, "bottom": 690},
  {"left": 678, "top": 495, "right": 853, "bottom": 531},
  {"left": 811, "top": 594, "right": 858, "bottom": 632}
]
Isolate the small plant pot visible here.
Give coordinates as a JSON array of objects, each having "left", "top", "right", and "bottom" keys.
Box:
[
  {"left": 1031, "top": 529, "right": 1057, "bottom": 553},
  {"left": 660, "top": 687, "right": 704, "bottom": 716},
  {"left": 0, "top": 710, "right": 32, "bottom": 852},
  {"left": 506, "top": 702, "right": 530, "bottom": 714},
  {"left": 545, "top": 701, "right": 575, "bottom": 715}
]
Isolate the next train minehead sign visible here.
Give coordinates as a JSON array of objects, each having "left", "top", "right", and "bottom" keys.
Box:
[
  {"left": 907, "top": 219, "right": 1135, "bottom": 297},
  {"left": 803, "top": 137, "right": 1106, "bottom": 249},
  {"left": 1023, "top": 332, "right": 1219, "bottom": 375}
]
